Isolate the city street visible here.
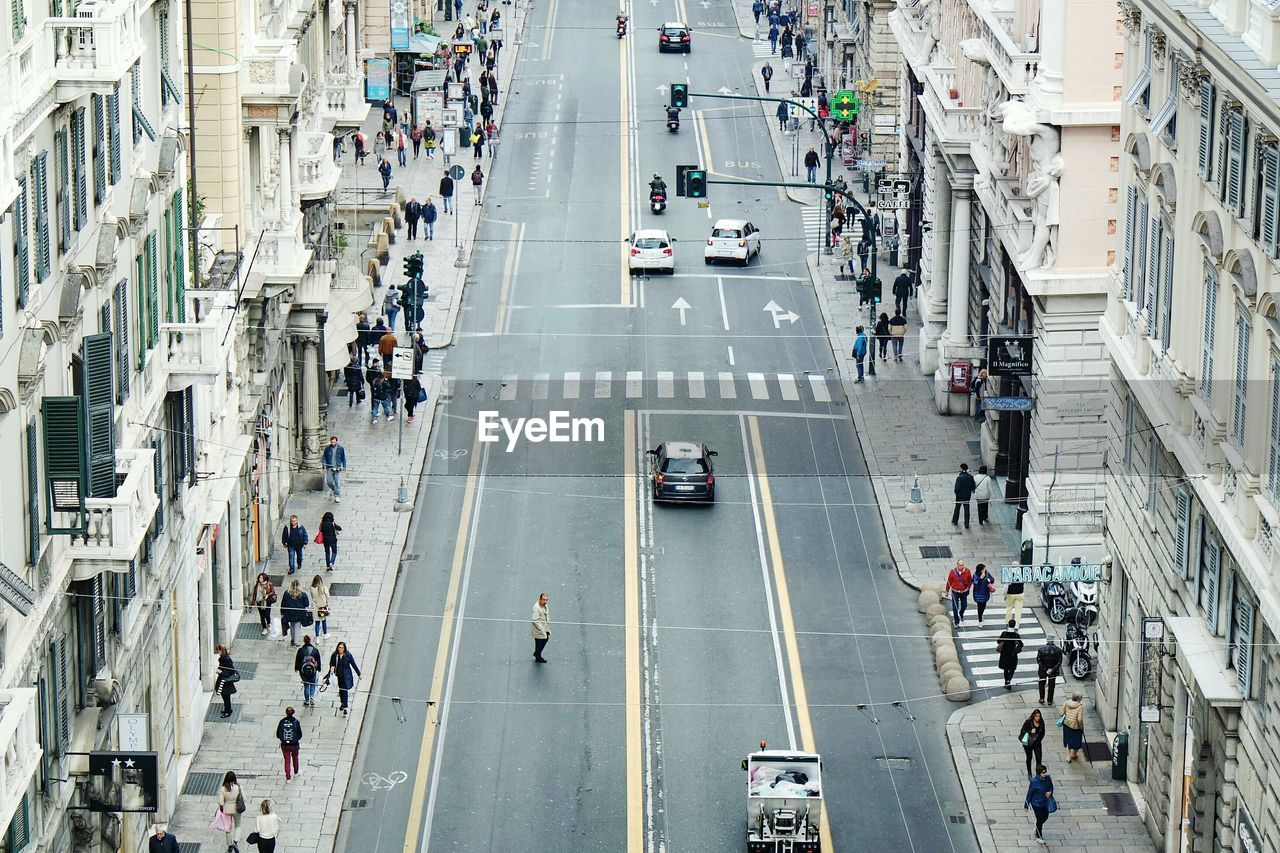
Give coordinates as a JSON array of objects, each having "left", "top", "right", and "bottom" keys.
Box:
[{"left": 337, "top": 0, "right": 979, "bottom": 850}]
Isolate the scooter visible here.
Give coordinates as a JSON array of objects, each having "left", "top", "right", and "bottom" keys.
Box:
[
  {"left": 666, "top": 109, "right": 680, "bottom": 133},
  {"left": 1042, "top": 579, "right": 1068, "bottom": 624},
  {"left": 1062, "top": 580, "right": 1099, "bottom": 628},
  {"left": 617, "top": 16, "right": 627, "bottom": 37},
  {"left": 1064, "top": 615, "right": 1096, "bottom": 679},
  {"left": 650, "top": 190, "right": 666, "bottom": 214}
]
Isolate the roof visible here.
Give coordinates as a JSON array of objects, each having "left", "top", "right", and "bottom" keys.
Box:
[
  {"left": 662, "top": 21, "right": 688, "bottom": 28},
  {"left": 1165, "top": 0, "right": 1280, "bottom": 121},
  {"left": 664, "top": 441, "right": 703, "bottom": 457},
  {"left": 633, "top": 228, "right": 670, "bottom": 239},
  {"left": 712, "top": 218, "right": 748, "bottom": 229}
]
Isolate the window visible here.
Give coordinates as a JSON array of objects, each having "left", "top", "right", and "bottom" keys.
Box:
[
  {"left": 1123, "top": 185, "right": 1137, "bottom": 300},
  {"left": 157, "top": 4, "right": 182, "bottom": 107},
  {"left": 1223, "top": 107, "right": 1248, "bottom": 216},
  {"left": 1135, "top": 198, "right": 1149, "bottom": 311},
  {"left": 1234, "top": 589, "right": 1256, "bottom": 696},
  {"left": 113, "top": 279, "right": 129, "bottom": 404},
  {"left": 1146, "top": 437, "right": 1159, "bottom": 512},
  {"left": 41, "top": 397, "right": 87, "bottom": 534},
  {"left": 1199, "top": 80, "right": 1216, "bottom": 180},
  {"left": 1233, "top": 310, "right": 1250, "bottom": 448},
  {"left": 55, "top": 129, "right": 70, "bottom": 254},
  {"left": 135, "top": 233, "right": 159, "bottom": 367},
  {"left": 31, "top": 151, "right": 49, "bottom": 283},
  {"left": 71, "top": 107, "right": 87, "bottom": 231},
  {"left": 1199, "top": 527, "right": 1222, "bottom": 633},
  {"left": 1159, "top": 222, "right": 1174, "bottom": 351},
  {"left": 131, "top": 63, "right": 156, "bottom": 144},
  {"left": 1144, "top": 216, "right": 1161, "bottom": 336},
  {"left": 1257, "top": 143, "right": 1279, "bottom": 257},
  {"left": 164, "top": 388, "right": 195, "bottom": 495},
  {"left": 1150, "top": 54, "right": 1179, "bottom": 141},
  {"left": 171, "top": 188, "right": 185, "bottom": 321},
  {"left": 107, "top": 85, "right": 121, "bottom": 186},
  {"left": 12, "top": 175, "right": 29, "bottom": 307},
  {"left": 25, "top": 416, "right": 40, "bottom": 567},
  {"left": 1270, "top": 362, "right": 1280, "bottom": 504},
  {"left": 1174, "top": 488, "right": 1192, "bottom": 579},
  {"left": 1124, "top": 395, "right": 1136, "bottom": 471},
  {"left": 10, "top": 0, "right": 26, "bottom": 42},
  {"left": 153, "top": 437, "right": 164, "bottom": 533},
  {"left": 91, "top": 95, "right": 106, "bottom": 204},
  {"left": 81, "top": 333, "right": 116, "bottom": 499},
  {"left": 7, "top": 792, "right": 29, "bottom": 850},
  {"left": 1124, "top": 29, "right": 1153, "bottom": 109},
  {"left": 1202, "top": 262, "right": 1217, "bottom": 403}
]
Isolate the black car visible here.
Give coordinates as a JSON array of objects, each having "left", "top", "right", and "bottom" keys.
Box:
[
  {"left": 648, "top": 441, "right": 717, "bottom": 502},
  {"left": 658, "top": 22, "right": 692, "bottom": 53}
]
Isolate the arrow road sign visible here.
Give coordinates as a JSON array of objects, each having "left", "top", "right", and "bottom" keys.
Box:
[
  {"left": 763, "top": 300, "right": 798, "bottom": 328},
  {"left": 672, "top": 297, "right": 691, "bottom": 325}
]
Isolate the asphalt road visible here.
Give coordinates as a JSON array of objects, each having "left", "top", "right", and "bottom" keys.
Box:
[{"left": 336, "top": 0, "right": 981, "bottom": 851}]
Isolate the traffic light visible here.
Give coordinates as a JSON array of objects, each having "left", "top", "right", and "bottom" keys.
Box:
[
  {"left": 687, "top": 169, "right": 706, "bottom": 199},
  {"left": 670, "top": 83, "right": 688, "bottom": 109},
  {"left": 403, "top": 252, "right": 424, "bottom": 281},
  {"left": 870, "top": 277, "right": 882, "bottom": 303}
]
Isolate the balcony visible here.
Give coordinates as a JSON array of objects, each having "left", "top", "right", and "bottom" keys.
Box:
[
  {"left": 241, "top": 40, "right": 304, "bottom": 105},
  {"left": 887, "top": 2, "right": 937, "bottom": 66},
  {"left": 296, "top": 131, "right": 341, "bottom": 201},
  {"left": 46, "top": 0, "right": 146, "bottom": 103},
  {"left": 973, "top": 172, "right": 1034, "bottom": 261},
  {"left": 972, "top": 2, "right": 1038, "bottom": 96},
  {"left": 162, "top": 320, "right": 223, "bottom": 389},
  {"left": 0, "top": 690, "right": 42, "bottom": 837},
  {"left": 68, "top": 448, "right": 159, "bottom": 579},
  {"left": 920, "top": 66, "right": 981, "bottom": 152},
  {"left": 321, "top": 73, "right": 371, "bottom": 129}
]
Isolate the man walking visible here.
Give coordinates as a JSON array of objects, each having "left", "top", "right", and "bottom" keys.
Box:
[
  {"left": 295, "top": 636, "right": 322, "bottom": 707},
  {"left": 471, "top": 165, "right": 485, "bottom": 203},
  {"left": 281, "top": 515, "right": 308, "bottom": 575},
  {"left": 893, "top": 269, "right": 913, "bottom": 315},
  {"left": 149, "top": 826, "right": 180, "bottom": 853},
  {"left": 275, "top": 707, "right": 303, "bottom": 781},
  {"left": 996, "top": 619, "right": 1024, "bottom": 689},
  {"left": 752, "top": 0, "right": 764, "bottom": 23},
  {"left": 945, "top": 560, "right": 973, "bottom": 627},
  {"left": 768, "top": 22, "right": 779, "bottom": 53},
  {"left": 1005, "top": 577, "right": 1026, "bottom": 628},
  {"left": 951, "top": 462, "right": 976, "bottom": 528},
  {"left": 423, "top": 197, "right": 438, "bottom": 240},
  {"left": 851, "top": 325, "right": 868, "bottom": 383},
  {"left": 776, "top": 100, "right": 790, "bottom": 131},
  {"left": 439, "top": 170, "right": 455, "bottom": 214},
  {"left": 322, "top": 436, "right": 346, "bottom": 502},
  {"left": 804, "top": 147, "right": 819, "bottom": 183},
  {"left": 1036, "top": 637, "right": 1063, "bottom": 705},
  {"left": 761, "top": 61, "right": 774, "bottom": 93},
  {"left": 404, "top": 197, "right": 422, "bottom": 240},
  {"left": 531, "top": 593, "right": 550, "bottom": 663}
]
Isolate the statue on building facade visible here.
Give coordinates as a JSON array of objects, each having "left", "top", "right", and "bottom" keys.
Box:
[{"left": 1000, "top": 101, "right": 1062, "bottom": 270}]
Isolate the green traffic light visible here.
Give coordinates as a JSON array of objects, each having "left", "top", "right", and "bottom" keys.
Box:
[
  {"left": 687, "top": 168, "right": 706, "bottom": 198},
  {"left": 671, "top": 83, "right": 688, "bottom": 109}
]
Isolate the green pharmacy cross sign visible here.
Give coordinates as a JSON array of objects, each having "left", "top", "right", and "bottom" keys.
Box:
[{"left": 831, "top": 90, "right": 859, "bottom": 121}]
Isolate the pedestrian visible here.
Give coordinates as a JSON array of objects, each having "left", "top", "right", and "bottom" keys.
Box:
[
  {"left": 1018, "top": 709, "right": 1045, "bottom": 778},
  {"left": 369, "top": 371, "right": 391, "bottom": 423},
  {"left": 403, "top": 374, "right": 423, "bottom": 423},
  {"left": 531, "top": 593, "right": 550, "bottom": 662},
  {"left": 250, "top": 572, "right": 276, "bottom": 635},
  {"left": 422, "top": 197, "right": 438, "bottom": 240},
  {"left": 971, "top": 367, "right": 989, "bottom": 422},
  {"left": 893, "top": 269, "right": 913, "bottom": 314},
  {"left": 838, "top": 234, "right": 855, "bottom": 275},
  {"left": 311, "top": 575, "right": 331, "bottom": 636},
  {"left": 425, "top": 125, "right": 437, "bottom": 158},
  {"left": 945, "top": 560, "right": 973, "bottom": 627},
  {"left": 405, "top": 197, "right": 422, "bottom": 240},
  {"left": 487, "top": 73, "right": 498, "bottom": 104},
  {"left": 384, "top": 372, "right": 401, "bottom": 417},
  {"left": 857, "top": 237, "right": 870, "bottom": 272},
  {"left": 454, "top": 0, "right": 462, "bottom": 17},
  {"left": 752, "top": 0, "right": 764, "bottom": 23},
  {"left": 780, "top": 27, "right": 793, "bottom": 59},
  {"left": 295, "top": 635, "right": 322, "bottom": 707},
  {"left": 410, "top": 124, "right": 423, "bottom": 159},
  {"left": 799, "top": 75, "right": 813, "bottom": 99},
  {"left": 439, "top": 170, "right": 455, "bottom": 213},
  {"left": 355, "top": 313, "right": 372, "bottom": 364},
  {"left": 280, "top": 514, "right": 308, "bottom": 575},
  {"left": 318, "top": 511, "right": 340, "bottom": 571},
  {"left": 775, "top": 100, "right": 789, "bottom": 131},
  {"left": 951, "top": 463, "right": 976, "bottom": 528},
  {"left": 1023, "top": 764, "right": 1055, "bottom": 844},
  {"left": 216, "top": 771, "right": 244, "bottom": 850},
  {"left": 874, "top": 312, "right": 890, "bottom": 361},
  {"left": 851, "top": 325, "right": 868, "bottom": 382},
  {"left": 377, "top": 323, "right": 397, "bottom": 365},
  {"left": 149, "top": 825, "right": 180, "bottom": 853},
  {"left": 803, "top": 147, "right": 819, "bottom": 183},
  {"left": 888, "top": 310, "right": 907, "bottom": 360},
  {"left": 326, "top": 641, "right": 363, "bottom": 716},
  {"left": 1037, "top": 636, "right": 1063, "bottom": 704},
  {"left": 997, "top": 619, "right": 1024, "bottom": 689},
  {"left": 353, "top": 131, "right": 368, "bottom": 165},
  {"left": 794, "top": 31, "right": 805, "bottom": 58},
  {"left": 1060, "top": 692, "right": 1085, "bottom": 761},
  {"left": 214, "top": 644, "right": 238, "bottom": 718},
  {"left": 1005, "top": 577, "right": 1026, "bottom": 628},
  {"left": 485, "top": 120, "right": 499, "bottom": 158},
  {"left": 378, "top": 157, "right": 393, "bottom": 190},
  {"left": 373, "top": 131, "right": 387, "bottom": 163},
  {"left": 760, "top": 61, "right": 773, "bottom": 93},
  {"left": 384, "top": 286, "right": 401, "bottom": 331},
  {"left": 280, "top": 579, "right": 310, "bottom": 647},
  {"left": 480, "top": 97, "right": 494, "bottom": 127},
  {"left": 344, "top": 358, "right": 363, "bottom": 406},
  {"left": 249, "top": 800, "right": 279, "bottom": 853},
  {"left": 321, "top": 436, "right": 346, "bottom": 502},
  {"left": 396, "top": 128, "right": 407, "bottom": 166},
  {"left": 382, "top": 98, "right": 397, "bottom": 128},
  {"left": 973, "top": 464, "right": 994, "bottom": 524},
  {"left": 275, "top": 707, "right": 303, "bottom": 781},
  {"left": 768, "top": 23, "right": 779, "bottom": 53},
  {"left": 472, "top": 125, "right": 486, "bottom": 159},
  {"left": 972, "top": 563, "right": 995, "bottom": 625}
]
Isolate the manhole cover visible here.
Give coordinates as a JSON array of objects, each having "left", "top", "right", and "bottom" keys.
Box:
[
  {"left": 1083, "top": 741, "right": 1112, "bottom": 763},
  {"left": 329, "top": 583, "right": 363, "bottom": 596},
  {"left": 920, "top": 545, "right": 953, "bottom": 559},
  {"left": 1101, "top": 792, "right": 1138, "bottom": 816},
  {"left": 205, "top": 703, "right": 243, "bottom": 724},
  {"left": 874, "top": 756, "right": 912, "bottom": 770},
  {"left": 236, "top": 621, "right": 269, "bottom": 640},
  {"left": 182, "top": 771, "right": 223, "bottom": 796}
]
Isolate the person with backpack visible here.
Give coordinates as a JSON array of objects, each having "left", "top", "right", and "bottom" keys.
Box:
[
  {"left": 944, "top": 560, "right": 974, "bottom": 627},
  {"left": 410, "top": 124, "right": 423, "bottom": 159},
  {"left": 752, "top": 0, "right": 764, "bottom": 23},
  {"left": 275, "top": 707, "right": 303, "bottom": 781},
  {"left": 471, "top": 165, "right": 485, "bottom": 204},
  {"left": 369, "top": 372, "right": 391, "bottom": 424},
  {"left": 280, "top": 579, "right": 311, "bottom": 647},
  {"left": 472, "top": 125, "right": 486, "bottom": 159},
  {"left": 216, "top": 771, "right": 245, "bottom": 850},
  {"left": 294, "top": 636, "right": 322, "bottom": 707},
  {"left": 425, "top": 124, "right": 437, "bottom": 159},
  {"left": 997, "top": 619, "right": 1024, "bottom": 690}
]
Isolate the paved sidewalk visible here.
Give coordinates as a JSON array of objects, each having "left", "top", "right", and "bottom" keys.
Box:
[{"left": 949, "top": 691, "right": 1155, "bottom": 851}]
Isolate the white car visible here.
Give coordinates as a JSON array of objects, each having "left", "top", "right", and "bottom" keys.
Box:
[
  {"left": 704, "top": 219, "right": 762, "bottom": 265},
  {"left": 629, "top": 229, "right": 675, "bottom": 274}
]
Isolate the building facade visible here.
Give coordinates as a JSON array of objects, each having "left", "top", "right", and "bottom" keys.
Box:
[
  {"left": 823, "top": 0, "right": 903, "bottom": 173},
  {"left": 1098, "top": 0, "right": 1280, "bottom": 850}
]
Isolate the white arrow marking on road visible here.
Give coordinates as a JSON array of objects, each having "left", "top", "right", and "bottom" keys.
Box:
[
  {"left": 700, "top": 0, "right": 711, "bottom": 7},
  {"left": 717, "top": 86, "right": 734, "bottom": 95},
  {"left": 763, "top": 300, "right": 799, "bottom": 328},
  {"left": 657, "top": 84, "right": 669, "bottom": 96},
  {"left": 672, "top": 297, "right": 691, "bottom": 325}
]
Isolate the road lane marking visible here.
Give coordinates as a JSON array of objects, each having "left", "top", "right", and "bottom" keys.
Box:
[
  {"left": 595, "top": 370, "right": 613, "bottom": 398},
  {"left": 718, "top": 371, "right": 737, "bottom": 398},
  {"left": 747, "top": 372, "right": 768, "bottom": 399},
  {"left": 619, "top": 0, "right": 632, "bottom": 307},
  {"left": 808, "top": 374, "right": 831, "bottom": 402},
  {"left": 717, "top": 276, "right": 730, "bottom": 330},
  {"left": 668, "top": 273, "right": 804, "bottom": 281},
  {"left": 533, "top": 373, "right": 550, "bottom": 399},
  {"left": 626, "top": 371, "right": 643, "bottom": 398},
  {"left": 727, "top": 345, "right": 735, "bottom": 365},
  {"left": 624, "top": 410, "right": 643, "bottom": 853},
  {"left": 777, "top": 373, "right": 799, "bottom": 401},
  {"left": 687, "top": 371, "right": 705, "bottom": 398},
  {"left": 747, "top": 417, "right": 834, "bottom": 853},
  {"left": 563, "top": 371, "right": 580, "bottom": 399},
  {"left": 403, "top": 433, "right": 485, "bottom": 853},
  {"left": 499, "top": 375, "right": 518, "bottom": 401},
  {"left": 542, "top": 0, "right": 558, "bottom": 59},
  {"left": 492, "top": 221, "right": 523, "bottom": 335},
  {"left": 656, "top": 371, "right": 675, "bottom": 398}
]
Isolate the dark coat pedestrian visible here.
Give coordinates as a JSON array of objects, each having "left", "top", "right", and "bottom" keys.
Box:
[
  {"left": 1024, "top": 766, "right": 1055, "bottom": 842},
  {"left": 319, "top": 512, "right": 341, "bottom": 570},
  {"left": 760, "top": 62, "right": 774, "bottom": 93},
  {"left": 276, "top": 707, "right": 303, "bottom": 780},
  {"left": 873, "top": 313, "right": 891, "bottom": 360},
  {"left": 486, "top": 74, "right": 498, "bottom": 103},
  {"left": 892, "top": 271, "right": 914, "bottom": 314},
  {"left": 1018, "top": 709, "right": 1045, "bottom": 778},
  {"left": 997, "top": 621, "right": 1024, "bottom": 688},
  {"left": 327, "top": 642, "right": 363, "bottom": 714},
  {"left": 403, "top": 375, "right": 423, "bottom": 422},
  {"left": 344, "top": 361, "right": 363, "bottom": 406},
  {"left": 776, "top": 100, "right": 789, "bottom": 131},
  {"left": 439, "top": 174, "right": 455, "bottom": 213},
  {"left": 214, "top": 644, "right": 237, "bottom": 716},
  {"left": 355, "top": 315, "right": 372, "bottom": 363},
  {"left": 405, "top": 198, "right": 423, "bottom": 240},
  {"left": 280, "top": 580, "right": 311, "bottom": 646},
  {"left": 971, "top": 564, "right": 996, "bottom": 623},
  {"left": 410, "top": 124, "right": 423, "bottom": 157},
  {"left": 149, "top": 826, "right": 180, "bottom": 853},
  {"left": 768, "top": 24, "right": 779, "bottom": 52},
  {"left": 281, "top": 515, "right": 308, "bottom": 574},
  {"left": 752, "top": 0, "right": 764, "bottom": 22},
  {"left": 378, "top": 157, "right": 393, "bottom": 190},
  {"left": 1037, "top": 638, "right": 1064, "bottom": 704},
  {"left": 951, "top": 463, "right": 976, "bottom": 527}
]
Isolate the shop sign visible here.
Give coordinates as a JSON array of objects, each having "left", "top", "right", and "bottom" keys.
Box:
[
  {"left": 987, "top": 335, "right": 1033, "bottom": 376},
  {"left": 365, "top": 58, "right": 392, "bottom": 102},
  {"left": 1237, "top": 804, "right": 1262, "bottom": 853},
  {"left": 390, "top": 0, "right": 410, "bottom": 50},
  {"left": 1000, "top": 563, "right": 1105, "bottom": 584}
]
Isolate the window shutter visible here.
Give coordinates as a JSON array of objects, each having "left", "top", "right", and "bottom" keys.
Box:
[
  {"left": 1175, "top": 488, "right": 1192, "bottom": 579},
  {"left": 33, "top": 151, "right": 50, "bottom": 283},
  {"left": 1143, "top": 217, "right": 1160, "bottom": 334},
  {"left": 153, "top": 436, "right": 165, "bottom": 534},
  {"left": 1203, "top": 263, "right": 1217, "bottom": 403},
  {"left": 1237, "top": 596, "right": 1255, "bottom": 696},
  {"left": 1205, "top": 538, "right": 1222, "bottom": 633},
  {"left": 163, "top": 208, "right": 174, "bottom": 322},
  {"left": 92, "top": 575, "right": 107, "bottom": 671},
  {"left": 10, "top": 0, "right": 25, "bottom": 41},
  {"left": 13, "top": 175, "right": 29, "bottom": 307},
  {"left": 182, "top": 387, "right": 195, "bottom": 485},
  {"left": 1272, "top": 365, "right": 1280, "bottom": 503},
  {"left": 82, "top": 333, "right": 117, "bottom": 499},
  {"left": 91, "top": 94, "right": 106, "bottom": 204},
  {"left": 1124, "top": 396, "right": 1136, "bottom": 471},
  {"left": 41, "top": 396, "right": 87, "bottom": 528},
  {"left": 56, "top": 635, "right": 70, "bottom": 753},
  {"left": 174, "top": 188, "right": 186, "bottom": 321},
  {"left": 1234, "top": 313, "right": 1251, "bottom": 448},
  {"left": 7, "top": 793, "right": 29, "bottom": 850},
  {"left": 1136, "top": 201, "right": 1149, "bottom": 309},
  {"left": 1261, "top": 145, "right": 1280, "bottom": 256},
  {"left": 114, "top": 279, "right": 129, "bottom": 403},
  {"left": 1160, "top": 227, "right": 1174, "bottom": 350},
  {"left": 55, "top": 130, "right": 70, "bottom": 253},
  {"left": 146, "top": 232, "right": 159, "bottom": 346},
  {"left": 1123, "top": 185, "right": 1137, "bottom": 299},
  {"left": 136, "top": 255, "right": 147, "bottom": 369},
  {"left": 1147, "top": 437, "right": 1159, "bottom": 511},
  {"left": 72, "top": 108, "right": 87, "bottom": 231},
  {"left": 1227, "top": 110, "right": 1247, "bottom": 214},
  {"left": 107, "top": 87, "right": 121, "bottom": 186},
  {"left": 1199, "top": 81, "right": 1215, "bottom": 178},
  {"left": 46, "top": 641, "right": 61, "bottom": 755},
  {"left": 26, "top": 416, "right": 40, "bottom": 567}
]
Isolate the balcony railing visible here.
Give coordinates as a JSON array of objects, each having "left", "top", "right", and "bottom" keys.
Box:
[
  {"left": 162, "top": 321, "right": 223, "bottom": 389},
  {"left": 46, "top": 0, "right": 145, "bottom": 102},
  {"left": 920, "top": 66, "right": 981, "bottom": 149},
  {"left": 296, "top": 131, "right": 341, "bottom": 201},
  {"left": 69, "top": 448, "right": 158, "bottom": 578},
  {"left": 321, "top": 74, "right": 371, "bottom": 129},
  {"left": 0, "top": 690, "right": 41, "bottom": 838},
  {"left": 241, "top": 40, "right": 302, "bottom": 102},
  {"left": 973, "top": 2, "right": 1038, "bottom": 96}
]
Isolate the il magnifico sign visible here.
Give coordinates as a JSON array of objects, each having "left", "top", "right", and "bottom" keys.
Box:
[{"left": 1000, "top": 564, "right": 1105, "bottom": 584}]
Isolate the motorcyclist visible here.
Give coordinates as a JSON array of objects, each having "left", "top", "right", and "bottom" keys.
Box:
[
  {"left": 616, "top": 13, "right": 627, "bottom": 33},
  {"left": 665, "top": 106, "right": 680, "bottom": 127},
  {"left": 649, "top": 173, "right": 667, "bottom": 197}
]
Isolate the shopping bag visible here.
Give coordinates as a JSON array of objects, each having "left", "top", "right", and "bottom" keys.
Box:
[
  {"left": 209, "top": 806, "right": 233, "bottom": 832},
  {"left": 314, "top": 532, "right": 324, "bottom": 544}
]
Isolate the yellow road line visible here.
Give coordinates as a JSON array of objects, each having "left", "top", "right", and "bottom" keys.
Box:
[
  {"left": 493, "top": 221, "right": 520, "bottom": 334},
  {"left": 619, "top": 18, "right": 632, "bottom": 307},
  {"left": 623, "top": 410, "right": 643, "bottom": 853},
  {"left": 677, "top": 0, "right": 688, "bottom": 23},
  {"left": 747, "top": 416, "right": 835, "bottom": 853},
  {"left": 402, "top": 433, "right": 484, "bottom": 853},
  {"left": 696, "top": 110, "right": 714, "bottom": 173},
  {"left": 542, "top": 0, "right": 558, "bottom": 60}
]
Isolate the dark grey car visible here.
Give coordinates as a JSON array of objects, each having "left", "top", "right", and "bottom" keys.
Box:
[{"left": 648, "top": 441, "right": 717, "bottom": 502}]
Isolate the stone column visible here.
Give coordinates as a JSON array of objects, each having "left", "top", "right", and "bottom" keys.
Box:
[
  {"left": 1036, "top": 0, "right": 1065, "bottom": 100},
  {"left": 297, "top": 331, "right": 325, "bottom": 489},
  {"left": 945, "top": 184, "right": 972, "bottom": 346},
  {"left": 278, "top": 128, "right": 294, "bottom": 219},
  {"left": 345, "top": 0, "right": 359, "bottom": 77}
]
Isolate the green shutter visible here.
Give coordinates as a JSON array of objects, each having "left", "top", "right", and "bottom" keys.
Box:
[
  {"left": 163, "top": 208, "right": 174, "bottom": 322},
  {"left": 41, "top": 396, "right": 86, "bottom": 533},
  {"left": 55, "top": 130, "right": 70, "bottom": 253},
  {"left": 57, "top": 636, "right": 69, "bottom": 751},
  {"left": 136, "top": 255, "right": 147, "bottom": 369},
  {"left": 146, "top": 232, "right": 159, "bottom": 346},
  {"left": 173, "top": 188, "right": 186, "bottom": 320},
  {"left": 12, "top": 175, "right": 28, "bottom": 307},
  {"left": 82, "top": 333, "right": 116, "bottom": 499},
  {"left": 26, "top": 416, "right": 40, "bottom": 566},
  {"left": 33, "top": 151, "right": 50, "bottom": 282},
  {"left": 115, "top": 279, "right": 129, "bottom": 403},
  {"left": 107, "top": 87, "right": 121, "bottom": 186},
  {"left": 153, "top": 436, "right": 165, "bottom": 533},
  {"left": 72, "top": 107, "right": 87, "bottom": 230},
  {"left": 7, "top": 792, "right": 29, "bottom": 849},
  {"left": 10, "top": 0, "right": 25, "bottom": 42}
]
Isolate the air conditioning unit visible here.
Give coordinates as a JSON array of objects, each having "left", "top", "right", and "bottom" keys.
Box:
[{"left": 90, "top": 676, "right": 122, "bottom": 707}]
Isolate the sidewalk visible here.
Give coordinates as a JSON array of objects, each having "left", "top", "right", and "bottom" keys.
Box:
[{"left": 949, "top": 691, "right": 1154, "bottom": 851}]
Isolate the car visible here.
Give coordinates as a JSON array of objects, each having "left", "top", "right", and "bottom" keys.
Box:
[
  {"left": 628, "top": 229, "right": 675, "bottom": 274},
  {"left": 658, "top": 22, "right": 692, "bottom": 52},
  {"left": 648, "top": 441, "right": 717, "bottom": 502},
  {"left": 704, "top": 219, "right": 762, "bottom": 265}
]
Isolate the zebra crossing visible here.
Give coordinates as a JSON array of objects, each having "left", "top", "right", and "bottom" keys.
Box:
[
  {"left": 955, "top": 606, "right": 1065, "bottom": 692},
  {"left": 801, "top": 205, "right": 825, "bottom": 251},
  {"left": 439, "top": 370, "right": 840, "bottom": 405},
  {"left": 751, "top": 38, "right": 776, "bottom": 58}
]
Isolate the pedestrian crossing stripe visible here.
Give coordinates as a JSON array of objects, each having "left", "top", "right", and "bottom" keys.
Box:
[
  {"left": 438, "top": 371, "right": 839, "bottom": 404},
  {"left": 953, "top": 608, "right": 1066, "bottom": 691},
  {"left": 801, "top": 206, "right": 825, "bottom": 251},
  {"left": 752, "top": 40, "right": 775, "bottom": 58}
]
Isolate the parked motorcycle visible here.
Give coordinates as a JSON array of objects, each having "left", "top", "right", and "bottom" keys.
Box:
[
  {"left": 650, "top": 191, "right": 666, "bottom": 214},
  {"left": 1062, "top": 580, "right": 1099, "bottom": 628},
  {"left": 617, "top": 17, "right": 627, "bottom": 37},
  {"left": 1042, "top": 579, "right": 1068, "bottom": 624},
  {"left": 1064, "top": 614, "right": 1097, "bottom": 679}
]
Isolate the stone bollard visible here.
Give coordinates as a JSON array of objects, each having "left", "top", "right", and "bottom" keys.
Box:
[
  {"left": 383, "top": 216, "right": 397, "bottom": 244},
  {"left": 389, "top": 203, "right": 403, "bottom": 229},
  {"left": 925, "top": 603, "right": 946, "bottom": 620},
  {"left": 934, "top": 643, "right": 958, "bottom": 666},
  {"left": 944, "top": 676, "right": 972, "bottom": 702},
  {"left": 938, "top": 661, "right": 963, "bottom": 684},
  {"left": 366, "top": 258, "right": 382, "bottom": 288},
  {"left": 917, "top": 590, "right": 939, "bottom": 613},
  {"left": 921, "top": 581, "right": 945, "bottom": 597},
  {"left": 928, "top": 614, "right": 953, "bottom": 633},
  {"left": 375, "top": 231, "right": 391, "bottom": 266}
]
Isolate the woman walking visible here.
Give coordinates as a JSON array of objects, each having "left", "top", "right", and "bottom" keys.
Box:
[
  {"left": 217, "top": 771, "right": 244, "bottom": 851},
  {"left": 873, "top": 313, "right": 891, "bottom": 361},
  {"left": 1060, "top": 692, "right": 1086, "bottom": 761},
  {"left": 403, "top": 374, "right": 423, "bottom": 423},
  {"left": 972, "top": 563, "right": 995, "bottom": 625},
  {"left": 327, "top": 641, "right": 363, "bottom": 716},
  {"left": 280, "top": 580, "right": 311, "bottom": 648},
  {"left": 1023, "top": 764, "right": 1055, "bottom": 844},
  {"left": 996, "top": 619, "right": 1023, "bottom": 689},
  {"left": 1018, "top": 710, "right": 1046, "bottom": 779},
  {"left": 472, "top": 125, "right": 486, "bottom": 159},
  {"left": 974, "top": 464, "right": 995, "bottom": 525},
  {"left": 214, "top": 644, "right": 238, "bottom": 718},
  {"left": 319, "top": 511, "right": 341, "bottom": 571},
  {"left": 888, "top": 311, "right": 908, "bottom": 361},
  {"left": 310, "top": 575, "right": 331, "bottom": 637},
  {"left": 250, "top": 572, "right": 276, "bottom": 636},
  {"left": 251, "top": 800, "right": 279, "bottom": 853}
]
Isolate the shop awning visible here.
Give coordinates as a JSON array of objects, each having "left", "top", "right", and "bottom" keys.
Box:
[
  {"left": 408, "top": 33, "right": 442, "bottom": 54},
  {"left": 323, "top": 264, "right": 372, "bottom": 371},
  {"left": 1166, "top": 617, "right": 1244, "bottom": 708}
]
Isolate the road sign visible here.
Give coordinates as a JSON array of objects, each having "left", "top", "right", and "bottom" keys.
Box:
[
  {"left": 448, "top": 164, "right": 465, "bottom": 181},
  {"left": 986, "top": 396, "right": 1033, "bottom": 411},
  {"left": 831, "top": 90, "right": 858, "bottom": 121},
  {"left": 391, "top": 346, "right": 414, "bottom": 380}
]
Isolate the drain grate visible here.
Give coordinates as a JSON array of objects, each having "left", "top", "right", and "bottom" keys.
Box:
[
  {"left": 348, "top": 798, "right": 370, "bottom": 809},
  {"left": 874, "top": 756, "right": 913, "bottom": 770},
  {"left": 329, "top": 582, "right": 363, "bottom": 596},
  {"left": 402, "top": 553, "right": 421, "bottom": 562},
  {"left": 234, "top": 661, "right": 259, "bottom": 681},
  {"left": 949, "top": 813, "right": 969, "bottom": 825},
  {"left": 1083, "top": 741, "right": 1113, "bottom": 763},
  {"left": 920, "top": 545, "right": 953, "bottom": 559},
  {"left": 205, "top": 703, "right": 244, "bottom": 724},
  {"left": 1100, "top": 792, "right": 1138, "bottom": 816},
  {"left": 236, "top": 621, "right": 269, "bottom": 640},
  {"left": 182, "top": 771, "right": 223, "bottom": 796},
  {"left": 177, "top": 844, "right": 202, "bottom": 853}
]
